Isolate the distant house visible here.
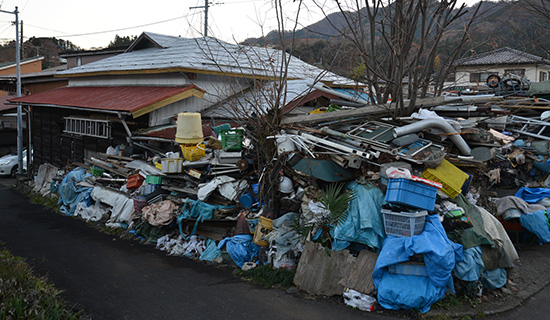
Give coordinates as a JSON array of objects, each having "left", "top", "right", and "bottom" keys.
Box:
[
  {"left": 452, "top": 47, "right": 550, "bottom": 88},
  {"left": 0, "top": 56, "right": 44, "bottom": 97},
  {"left": 60, "top": 47, "right": 127, "bottom": 69},
  {"left": 10, "top": 32, "right": 357, "bottom": 171}
]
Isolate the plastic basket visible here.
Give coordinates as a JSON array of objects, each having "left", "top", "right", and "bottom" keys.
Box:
[
  {"left": 127, "top": 174, "right": 145, "bottom": 190},
  {"left": 145, "top": 175, "right": 162, "bottom": 185},
  {"left": 181, "top": 144, "right": 205, "bottom": 162},
  {"left": 221, "top": 129, "right": 244, "bottom": 151},
  {"left": 385, "top": 178, "right": 437, "bottom": 211},
  {"left": 382, "top": 208, "right": 427, "bottom": 237},
  {"left": 421, "top": 159, "right": 469, "bottom": 199},
  {"left": 160, "top": 158, "right": 184, "bottom": 173}
]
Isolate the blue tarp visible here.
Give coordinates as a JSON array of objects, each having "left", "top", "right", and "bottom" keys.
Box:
[
  {"left": 481, "top": 268, "right": 507, "bottom": 289},
  {"left": 519, "top": 210, "right": 550, "bottom": 242},
  {"left": 177, "top": 199, "right": 233, "bottom": 239},
  {"left": 454, "top": 246, "right": 484, "bottom": 281},
  {"left": 331, "top": 182, "right": 386, "bottom": 251},
  {"left": 217, "top": 234, "right": 259, "bottom": 268},
  {"left": 515, "top": 187, "right": 550, "bottom": 204},
  {"left": 57, "top": 167, "right": 92, "bottom": 216},
  {"left": 200, "top": 239, "right": 222, "bottom": 262},
  {"left": 372, "top": 214, "right": 463, "bottom": 313}
]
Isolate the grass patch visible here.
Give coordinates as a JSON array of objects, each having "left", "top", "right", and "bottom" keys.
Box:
[
  {"left": 26, "top": 190, "right": 61, "bottom": 213},
  {"left": 236, "top": 265, "right": 295, "bottom": 289},
  {"left": 0, "top": 246, "right": 86, "bottom": 319},
  {"left": 432, "top": 294, "right": 461, "bottom": 310}
]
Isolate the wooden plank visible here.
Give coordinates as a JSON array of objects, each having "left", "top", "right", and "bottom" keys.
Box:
[
  {"left": 338, "top": 249, "right": 379, "bottom": 294},
  {"left": 281, "top": 96, "right": 502, "bottom": 125},
  {"left": 98, "top": 152, "right": 133, "bottom": 162},
  {"left": 293, "top": 241, "right": 356, "bottom": 296},
  {"left": 85, "top": 158, "right": 130, "bottom": 178}
]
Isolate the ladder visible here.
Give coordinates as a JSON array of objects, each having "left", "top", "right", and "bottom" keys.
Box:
[{"left": 508, "top": 115, "right": 550, "bottom": 141}]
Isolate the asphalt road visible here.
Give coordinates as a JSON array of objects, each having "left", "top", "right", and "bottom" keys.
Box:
[{"left": 0, "top": 178, "right": 385, "bottom": 320}]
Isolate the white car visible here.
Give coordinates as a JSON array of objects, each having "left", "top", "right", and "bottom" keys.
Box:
[{"left": 0, "top": 150, "right": 28, "bottom": 176}]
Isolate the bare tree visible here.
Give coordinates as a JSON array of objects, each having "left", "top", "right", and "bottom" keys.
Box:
[
  {"left": 312, "top": 0, "right": 482, "bottom": 116},
  {"left": 523, "top": 0, "right": 550, "bottom": 20},
  {"left": 192, "top": 0, "right": 337, "bottom": 217}
]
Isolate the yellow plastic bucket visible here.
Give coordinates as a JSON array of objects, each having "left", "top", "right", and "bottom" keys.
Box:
[{"left": 253, "top": 216, "right": 273, "bottom": 247}]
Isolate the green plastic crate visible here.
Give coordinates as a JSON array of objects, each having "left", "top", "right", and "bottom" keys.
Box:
[{"left": 221, "top": 129, "right": 244, "bottom": 151}]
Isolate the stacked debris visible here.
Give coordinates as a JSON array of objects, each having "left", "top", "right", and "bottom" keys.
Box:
[{"left": 29, "top": 95, "right": 550, "bottom": 314}]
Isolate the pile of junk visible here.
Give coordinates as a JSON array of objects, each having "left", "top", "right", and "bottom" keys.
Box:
[{"left": 29, "top": 98, "right": 550, "bottom": 314}]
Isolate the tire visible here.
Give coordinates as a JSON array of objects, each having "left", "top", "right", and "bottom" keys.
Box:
[{"left": 11, "top": 165, "right": 18, "bottom": 176}]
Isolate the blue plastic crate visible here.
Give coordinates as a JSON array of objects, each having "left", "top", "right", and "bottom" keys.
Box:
[{"left": 385, "top": 178, "right": 437, "bottom": 211}]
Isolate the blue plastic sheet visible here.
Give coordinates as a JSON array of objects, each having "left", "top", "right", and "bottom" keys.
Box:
[
  {"left": 376, "top": 272, "right": 447, "bottom": 313},
  {"left": 57, "top": 167, "right": 92, "bottom": 216},
  {"left": 199, "top": 239, "right": 221, "bottom": 262},
  {"left": 372, "top": 214, "right": 463, "bottom": 313},
  {"left": 515, "top": 187, "right": 550, "bottom": 204},
  {"left": 519, "top": 210, "right": 550, "bottom": 243},
  {"left": 454, "top": 246, "right": 484, "bottom": 281},
  {"left": 177, "top": 199, "right": 233, "bottom": 239},
  {"left": 331, "top": 182, "right": 386, "bottom": 251},
  {"left": 217, "top": 234, "right": 259, "bottom": 268},
  {"left": 481, "top": 268, "right": 507, "bottom": 289}
]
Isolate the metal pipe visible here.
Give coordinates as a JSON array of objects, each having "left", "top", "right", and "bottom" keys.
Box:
[
  {"left": 297, "top": 132, "right": 374, "bottom": 160},
  {"left": 393, "top": 119, "right": 471, "bottom": 155}
]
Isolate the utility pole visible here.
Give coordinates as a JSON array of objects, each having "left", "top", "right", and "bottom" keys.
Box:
[
  {"left": 0, "top": 6, "right": 22, "bottom": 174},
  {"left": 20, "top": 20, "right": 23, "bottom": 58},
  {"left": 190, "top": 0, "right": 218, "bottom": 37}
]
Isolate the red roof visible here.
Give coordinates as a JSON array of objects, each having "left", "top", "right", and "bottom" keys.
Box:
[{"left": 9, "top": 85, "right": 204, "bottom": 116}]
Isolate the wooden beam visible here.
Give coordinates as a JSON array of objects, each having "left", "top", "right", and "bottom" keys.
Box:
[{"left": 281, "top": 96, "right": 502, "bottom": 125}]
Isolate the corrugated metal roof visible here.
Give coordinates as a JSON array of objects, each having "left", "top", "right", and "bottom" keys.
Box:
[
  {"left": 456, "top": 47, "right": 550, "bottom": 66},
  {"left": 9, "top": 85, "right": 203, "bottom": 116},
  {"left": 58, "top": 32, "right": 353, "bottom": 84}
]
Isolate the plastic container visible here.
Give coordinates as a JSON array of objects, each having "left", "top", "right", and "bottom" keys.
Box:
[
  {"left": 161, "top": 158, "right": 183, "bottom": 173},
  {"left": 379, "top": 161, "right": 412, "bottom": 187},
  {"left": 240, "top": 192, "right": 256, "bottom": 209},
  {"left": 253, "top": 216, "right": 273, "bottom": 247},
  {"left": 175, "top": 113, "right": 203, "bottom": 144},
  {"left": 382, "top": 208, "right": 428, "bottom": 237},
  {"left": 387, "top": 261, "right": 428, "bottom": 276},
  {"left": 385, "top": 178, "right": 437, "bottom": 211},
  {"left": 181, "top": 144, "right": 206, "bottom": 162},
  {"left": 127, "top": 174, "right": 145, "bottom": 190},
  {"left": 145, "top": 175, "right": 162, "bottom": 185},
  {"left": 90, "top": 166, "right": 104, "bottom": 176},
  {"left": 221, "top": 129, "right": 244, "bottom": 151},
  {"left": 421, "top": 159, "right": 469, "bottom": 199},
  {"left": 141, "top": 183, "right": 157, "bottom": 196},
  {"left": 461, "top": 172, "right": 473, "bottom": 195}
]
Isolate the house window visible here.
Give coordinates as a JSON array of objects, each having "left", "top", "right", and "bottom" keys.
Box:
[
  {"left": 64, "top": 117, "right": 111, "bottom": 139},
  {"left": 446, "top": 72, "right": 456, "bottom": 82},
  {"left": 76, "top": 57, "right": 82, "bottom": 66},
  {"left": 469, "top": 72, "right": 491, "bottom": 83},
  {"left": 541, "top": 71, "right": 548, "bottom": 82},
  {"left": 504, "top": 69, "right": 525, "bottom": 77}
]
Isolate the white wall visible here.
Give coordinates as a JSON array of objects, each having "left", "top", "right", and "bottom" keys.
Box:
[
  {"left": 68, "top": 72, "right": 253, "bottom": 126},
  {"left": 453, "top": 64, "right": 550, "bottom": 88}
]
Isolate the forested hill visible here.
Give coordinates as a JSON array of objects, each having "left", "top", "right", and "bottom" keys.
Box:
[{"left": 243, "top": 1, "right": 550, "bottom": 77}]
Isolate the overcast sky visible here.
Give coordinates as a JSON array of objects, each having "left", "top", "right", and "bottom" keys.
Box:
[{"left": 0, "top": 0, "right": 482, "bottom": 50}]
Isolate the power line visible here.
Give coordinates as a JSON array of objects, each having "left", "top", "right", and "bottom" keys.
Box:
[{"left": 25, "top": 12, "right": 200, "bottom": 38}]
